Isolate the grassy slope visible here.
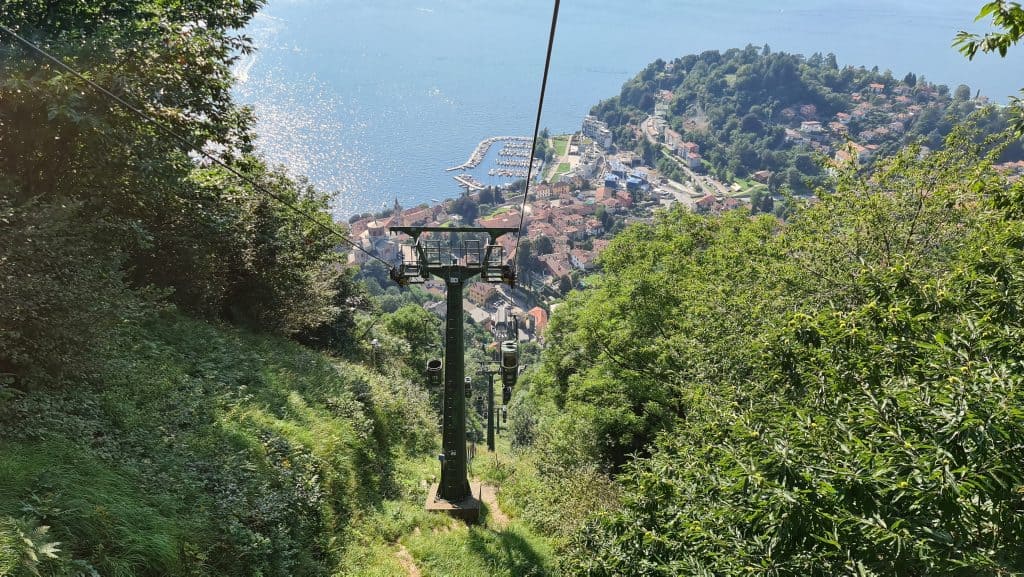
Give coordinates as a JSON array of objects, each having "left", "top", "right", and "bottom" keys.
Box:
[
  {"left": 0, "top": 312, "right": 432, "bottom": 577},
  {"left": 341, "top": 429, "right": 557, "bottom": 576}
]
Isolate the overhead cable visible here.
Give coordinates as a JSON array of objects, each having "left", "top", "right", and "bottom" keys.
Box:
[{"left": 512, "top": 0, "right": 561, "bottom": 275}]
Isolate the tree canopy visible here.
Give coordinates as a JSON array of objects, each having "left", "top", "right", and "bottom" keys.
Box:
[
  {"left": 1, "top": 1, "right": 364, "bottom": 384},
  {"left": 517, "top": 126, "right": 1024, "bottom": 575},
  {"left": 591, "top": 46, "right": 1022, "bottom": 192}
]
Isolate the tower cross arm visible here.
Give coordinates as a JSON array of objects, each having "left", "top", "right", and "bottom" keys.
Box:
[{"left": 388, "top": 226, "right": 518, "bottom": 241}]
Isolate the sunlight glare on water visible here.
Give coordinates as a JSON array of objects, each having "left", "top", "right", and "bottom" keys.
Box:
[{"left": 234, "top": 0, "right": 1023, "bottom": 220}]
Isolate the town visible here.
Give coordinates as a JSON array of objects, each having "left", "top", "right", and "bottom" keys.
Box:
[
  {"left": 344, "top": 113, "right": 746, "bottom": 346},
  {"left": 345, "top": 66, "right": 1024, "bottom": 348}
]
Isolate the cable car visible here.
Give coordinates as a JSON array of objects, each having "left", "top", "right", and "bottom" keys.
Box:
[
  {"left": 426, "top": 358, "right": 442, "bottom": 388},
  {"left": 500, "top": 340, "right": 518, "bottom": 387}
]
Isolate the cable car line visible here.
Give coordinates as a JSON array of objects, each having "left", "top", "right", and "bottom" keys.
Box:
[
  {"left": 511, "top": 0, "right": 561, "bottom": 277},
  {"left": 0, "top": 23, "right": 393, "bottom": 270}
]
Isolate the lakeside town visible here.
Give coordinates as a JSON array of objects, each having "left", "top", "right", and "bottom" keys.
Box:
[
  {"left": 345, "top": 71, "right": 1024, "bottom": 347},
  {"left": 345, "top": 112, "right": 733, "bottom": 346}
]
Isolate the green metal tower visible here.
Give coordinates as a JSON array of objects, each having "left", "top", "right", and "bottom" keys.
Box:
[
  {"left": 388, "top": 226, "right": 516, "bottom": 517},
  {"left": 477, "top": 358, "right": 499, "bottom": 452}
]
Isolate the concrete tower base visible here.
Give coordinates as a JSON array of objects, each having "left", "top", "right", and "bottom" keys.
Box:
[{"left": 425, "top": 482, "right": 482, "bottom": 523}]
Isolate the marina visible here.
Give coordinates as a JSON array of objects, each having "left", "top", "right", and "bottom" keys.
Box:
[
  {"left": 496, "top": 158, "right": 536, "bottom": 168},
  {"left": 446, "top": 136, "right": 531, "bottom": 172},
  {"left": 499, "top": 144, "right": 533, "bottom": 158},
  {"left": 446, "top": 135, "right": 544, "bottom": 186},
  {"left": 487, "top": 167, "right": 537, "bottom": 179}
]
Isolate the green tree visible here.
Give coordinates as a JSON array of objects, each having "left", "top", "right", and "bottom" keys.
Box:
[
  {"left": 535, "top": 234, "right": 555, "bottom": 255},
  {"left": 451, "top": 194, "right": 479, "bottom": 223},
  {"left": 955, "top": 1, "right": 1024, "bottom": 132},
  {"left": 553, "top": 128, "right": 1024, "bottom": 575},
  {"left": 382, "top": 304, "right": 442, "bottom": 373},
  {"left": 0, "top": 1, "right": 358, "bottom": 382},
  {"left": 955, "top": 1, "right": 1024, "bottom": 58}
]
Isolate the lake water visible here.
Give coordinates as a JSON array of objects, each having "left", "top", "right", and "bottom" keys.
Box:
[{"left": 233, "top": 0, "right": 1022, "bottom": 218}]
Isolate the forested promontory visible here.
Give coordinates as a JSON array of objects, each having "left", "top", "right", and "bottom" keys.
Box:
[{"left": 591, "top": 45, "right": 1024, "bottom": 194}]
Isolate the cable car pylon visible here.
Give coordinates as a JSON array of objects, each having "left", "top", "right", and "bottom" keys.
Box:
[{"left": 389, "top": 225, "right": 516, "bottom": 522}]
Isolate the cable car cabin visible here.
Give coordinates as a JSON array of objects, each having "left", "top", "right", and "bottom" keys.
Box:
[
  {"left": 426, "top": 358, "right": 442, "bottom": 387},
  {"left": 500, "top": 340, "right": 518, "bottom": 387},
  {"left": 502, "top": 385, "right": 512, "bottom": 405},
  {"left": 465, "top": 376, "right": 473, "bottom": 399}
]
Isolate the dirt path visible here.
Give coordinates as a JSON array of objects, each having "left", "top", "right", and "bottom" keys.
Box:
[
  {"left": 396, "top": 545, "right": 421, "bottom": 577},
  {"left": 479, "top": 484, "right": 509, "bottom": 529}
]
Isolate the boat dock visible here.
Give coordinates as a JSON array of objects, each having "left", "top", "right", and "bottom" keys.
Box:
[
  {"left": 446, "top": 136, "right": 531, "bottom": 172},
  {"left": 453, "top": 174, "right": 486, "bottom": 191}
]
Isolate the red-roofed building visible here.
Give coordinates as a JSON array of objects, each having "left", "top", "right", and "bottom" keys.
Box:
[
  {"left": 529, "top": 222, "right": 559, "bottom": 240},
  {"left": 800, "top": 120, "right": 823, "bottom": 133},
  {"left": 614, "top": 190, "right": 634, "bottom": 208},
  {"left": 538, "top": 254, "right": 573, "bottom": 279},
  {"left": 526, "top": 306, "right": 549, "bottom": 338},
  {"left": 468, "top": 282, "right": 498, "bottom": 307},
  {"left": 570, "top": 249, "right": 597, "bottom": 271},
  {"left": 400, "top": 206, "right": 432, "bottom": 226},
  {"left": 568, "top": 203, "right": 597, "bottom": 217},
  {"left": 598, "top": 196, "right": 624, "bottom": 212},
  {"left": 695, "top": 194, "right": 719, "bottom": 212},
  {"left": 663, "top": 127, "right": 684, "bottom": 153},
  {"left": 680, "top": 142, "right": 700, "bottom": 158},
  {"left": 478, "top": 211, "right": 521, "bottom": 229}
]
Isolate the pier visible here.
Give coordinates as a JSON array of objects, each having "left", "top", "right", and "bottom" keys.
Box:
[{"left": 453, "top": 174, "right": 486, "bottom": 191}]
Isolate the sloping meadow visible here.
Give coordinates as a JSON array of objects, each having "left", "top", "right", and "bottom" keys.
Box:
[{"left": 0, "top": 312, "right": 435, "bottom": 577}]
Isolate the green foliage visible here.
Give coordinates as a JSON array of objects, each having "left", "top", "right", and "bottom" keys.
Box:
[
  {"left": 1, "top": 0, "right": 361, "bottom": 384},
  {"left": 0, "top": 198, "right": 147, "bottom": 386},
  {"left": 530, "top": 207, "right": 788, "bottom": 469},
  {"left": 591, "top": 46, "right": 1021, "bottom": 187},
  {"left": 955, "top": 1, "right": 1024, "bottom": 134},
  {"left": 0, "top": 313, "right": 435, "bottom": 576},
  {"left": 1, "top": 518, "right": 63, "bottom": 577},
  {"left": 955, "top": 1, "right": 1024, "bottom": 59},
  {"left": 381, "top": 305, "right": 442, "bottom": 376},
  {"left": 404, "top": 522, "right": 554, "bottom": 577},
  {"left": 520, "top": 127, "right": 1024, "bottom": 574},
  {"left": 452, "top": 194, "right": 480, "bottom": 223}
]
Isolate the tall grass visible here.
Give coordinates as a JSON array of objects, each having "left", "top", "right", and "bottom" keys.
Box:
[{"left": 0, "top": 311, "right": 433, "bottom": 576}]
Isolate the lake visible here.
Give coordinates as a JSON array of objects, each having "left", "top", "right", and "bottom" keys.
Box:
[{"left": 233, "top": 0, "right": 1022, "bottom": 218}]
